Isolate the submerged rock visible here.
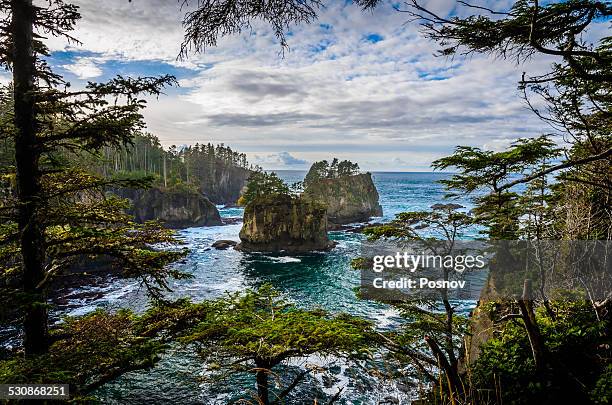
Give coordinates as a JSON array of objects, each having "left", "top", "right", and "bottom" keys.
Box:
[
  {"left": 115, "top": 187, "right": 222, "bottom": 229},
  {"left": 212, "top": 240, "right": 238, "bottom": 250},
  {"left": 303, "top": 172, "right": 383, "bottom": 229},
  {"left": 236, "top": 194, "right": 335, "bottom": 253}
]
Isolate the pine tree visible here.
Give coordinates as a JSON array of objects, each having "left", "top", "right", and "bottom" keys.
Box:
[
  {"left": 406, "top": 0, "right": 611, "bottom": 236},
  {"left": 0, "top": 0, "right": 185, "bottom": 356},
  {"left": 238, "top": 171, "right": 291, "bottom": 206},
  {"left": 139, "top": 284, "right": 374, "bottom": 404},
  {"left": 361, "top": 204, "right": 474, "bottom": 396}
]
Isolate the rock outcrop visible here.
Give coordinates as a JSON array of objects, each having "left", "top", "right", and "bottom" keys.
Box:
[
  {"left": 201, "top": 166, "right": 252, "bottom": 205},
  {"left": 114, "top": 187, "right": 222, "bottom": 229},
  {"left": 303, "top": 172, "right": 383, "bottom": 228},
  {"left": 212, "top": 240, "right": 238, "bottom": 250},
  {"left": 236, "top": 194, "right": 334, "bottom": 253}
]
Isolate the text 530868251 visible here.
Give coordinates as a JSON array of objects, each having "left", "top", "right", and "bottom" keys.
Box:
[{"left": 0, "top": 384, "right": 69, "bottom": 399}]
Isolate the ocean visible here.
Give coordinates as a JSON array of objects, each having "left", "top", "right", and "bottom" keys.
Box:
[{"left": 65, "top": 172, "right": 477, "bottom": 404}]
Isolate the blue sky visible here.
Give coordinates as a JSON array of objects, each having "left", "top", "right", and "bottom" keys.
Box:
[{"left": 9, "top": 0, "right": 606, "bottom": 170}]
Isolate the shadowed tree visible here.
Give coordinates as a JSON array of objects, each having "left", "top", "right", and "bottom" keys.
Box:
[
  {"left": 178, "top": 0, "right": 380, "bottom": 58},
  {"left": 139, "top": 284, "right": 374, "bottom": 404},
  {"left": 401, "top": 0, "right": 611, "bottom": 228},
  {"left": 0, "top": 0, "right": 187, "bottom": 357},
  {"left": 360, "top": 204, "right": 474, "bottom": 399}
]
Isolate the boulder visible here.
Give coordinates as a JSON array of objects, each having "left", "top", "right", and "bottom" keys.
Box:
[
  {"left": 236, "top": 194, "right": 335, "bottom": 253},
  {"left": 212, "top": 240, "right": 238, "bottom": 250},
  {"left": 303, "top": 172, "right": 383, "bottom": 228}
]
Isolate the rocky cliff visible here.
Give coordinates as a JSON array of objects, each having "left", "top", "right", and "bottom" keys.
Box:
[
  {"left": 114, "top": 187, "right": 222, "bottom": 229},
  {"left": 201, "top": 166, "right": 251, "bottom": 205},
  {"left": 303, "top": 172, "right": 383, "bottom": 228},
  {"left": 237, "top": 194, "right": 334, "bottom": 253}
]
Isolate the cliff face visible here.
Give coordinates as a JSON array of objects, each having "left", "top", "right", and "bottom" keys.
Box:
[
  {"left": 115, "top": 187, "right": 222, "bottom": 229},
  {"left": 201, "top": 166, "right": 251, "bottom": 205},
  {"left": 237, "top": 194, "right": 334, "bottom": 253},
  {"left": 303, "top": 173, "right": 383, "bottom": 228}
]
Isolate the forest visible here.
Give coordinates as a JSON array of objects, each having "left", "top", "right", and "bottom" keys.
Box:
[
  {"left": 0, "top": 0, "right": 610, "bottom": 404},
  {"left": 0, "top": 129, "right": 255, "bottom": 201}
]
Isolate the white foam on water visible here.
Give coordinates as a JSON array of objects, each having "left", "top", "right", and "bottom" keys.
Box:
[{"left": 267, "top": 256, "right": 302, "bottom": 263}]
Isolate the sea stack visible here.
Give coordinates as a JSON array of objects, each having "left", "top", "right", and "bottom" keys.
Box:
[
  {"left": 236, "top": 194, "right": 334, "bottom": 253},
  {"left": 303, "top": 163, "right": 382, "bottom": 229}
]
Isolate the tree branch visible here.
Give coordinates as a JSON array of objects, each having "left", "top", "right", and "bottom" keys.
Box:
[{"left": 498, "top": 147, "right": 612, "bottom": 191}]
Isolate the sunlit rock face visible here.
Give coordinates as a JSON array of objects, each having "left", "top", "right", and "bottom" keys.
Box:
[
  {"left": 303, "top": 173, "right": 383, "bottom": 229},
  {"left": 237, "top": 194, "right": 335, "bottom": 253}
]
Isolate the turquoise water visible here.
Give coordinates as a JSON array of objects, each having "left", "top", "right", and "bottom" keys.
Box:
[{"left": 67, "top": 172, "right": 476, "bottom": 404}]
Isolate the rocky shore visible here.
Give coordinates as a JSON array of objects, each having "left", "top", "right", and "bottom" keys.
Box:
[{"left": 113, "top": 187, "right": 222, "bottom": 228}]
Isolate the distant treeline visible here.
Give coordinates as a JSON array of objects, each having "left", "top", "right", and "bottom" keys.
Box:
[
  {"left": 0, "top": 132, "right": 257, "bottom": 202},
  {"left": 92, "top": 134, "right": 257, "bottom": 190}
]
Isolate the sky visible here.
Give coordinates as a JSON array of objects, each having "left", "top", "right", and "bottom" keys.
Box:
[{"left": 12, "top": 0, "right": 606, "bottom": 170}]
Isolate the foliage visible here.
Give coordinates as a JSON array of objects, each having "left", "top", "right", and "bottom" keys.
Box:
[
  {"left": 179, "top": 0, "right": 379, "bottom": 57},
  {"left": 238, "top": 170, "right": 292, "bottom": 206},
  {"left": 17, "top": 132, "right": 257, "bottom": 199},
  {"left": 0, "top": 0, "right": 189, "bottom": 359},
  {"left": 0, "top": 309, "right": 167, "bottom": 399},
  {"left": 303, "top": 158, "right": 360, "bottom": 188},
  {"left": 139, "top": 284, "right": 375, "bottom": 404},
  {"left": 361, "top": 204, "right": 475, "bottom": 397},
  {"left": 432, "top": 136, "right": 561, "bottom": 239},
  {"left": 411, "top": 0, "right": 612, "bottom": 239},
  {"left": 470, "top": 300, "right": 610, "bottom": 404},
  {"left": 591, "top": 364, "right": 612, "bottom": 404}
]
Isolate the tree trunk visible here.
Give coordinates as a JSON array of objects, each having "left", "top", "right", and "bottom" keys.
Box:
[
  {"left": 11, "top": 0, "right": 49, "bottom": 355},
  {"left": 518, "top": 279, "right": 547, "bottom": 372},
  {"left": 425, "top": 335, "right": 463, "bottom": 397},
  {"left": 255, "top": 360, "right": 271, "bottom": 405},
  {"left": 163, "top": 155, "right": 167, "bottom": 188}
]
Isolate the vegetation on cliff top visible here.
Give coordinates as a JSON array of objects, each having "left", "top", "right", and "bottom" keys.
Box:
[
  {"left": 237, "top": 171, "right": 292, "bottom": 206},
  {"left": 303, "top": 158, "right": 361, "bottom": 188}
]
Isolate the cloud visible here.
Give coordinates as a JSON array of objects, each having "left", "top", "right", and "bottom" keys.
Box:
[
  {"left": 62, "top": 57, "right": 103, "bottom": 79},
  {"left": 39, "top": 0, "right": 590, "bottom": 170},
  {"left": 253, "top": 152, "right": 309, "bottom": 168},
  {"left": 277, "top": 152, "right": 308, "bottom": 165},
  {"left": 205, "top": 112, "right": 326, "bottom": 127}
]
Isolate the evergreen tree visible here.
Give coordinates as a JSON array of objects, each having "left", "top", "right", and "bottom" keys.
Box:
[
  {"left": 432, "top": 136, "right": 561, "bottom": 239},
  {"left": 0, "top": 0, "right": 185, "bottom": 357},
  {"left": 303, "top": 159, "right": 329, "bottom": 188},
  {"left": 398, "top": 1, "right": 612, "bottom": 401},
  {"left": 139, "top": 285, "right": 374, "bottom": 405},
  {"left": 238, "top": 171, "right": 291, "bottom": 206},
  {"left": 406, "top": 0, "right": 611, "bottom": 237},
  {"left": 303, "top": 158, "right": 360, "bottom": 188},
  {"left": 361, "top": 204, "right": 474, "bottom": 397}
]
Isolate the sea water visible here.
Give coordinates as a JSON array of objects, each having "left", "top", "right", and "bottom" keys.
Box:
[{"left": 64, "top": 172, "right": 477, "bottom": 404}]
